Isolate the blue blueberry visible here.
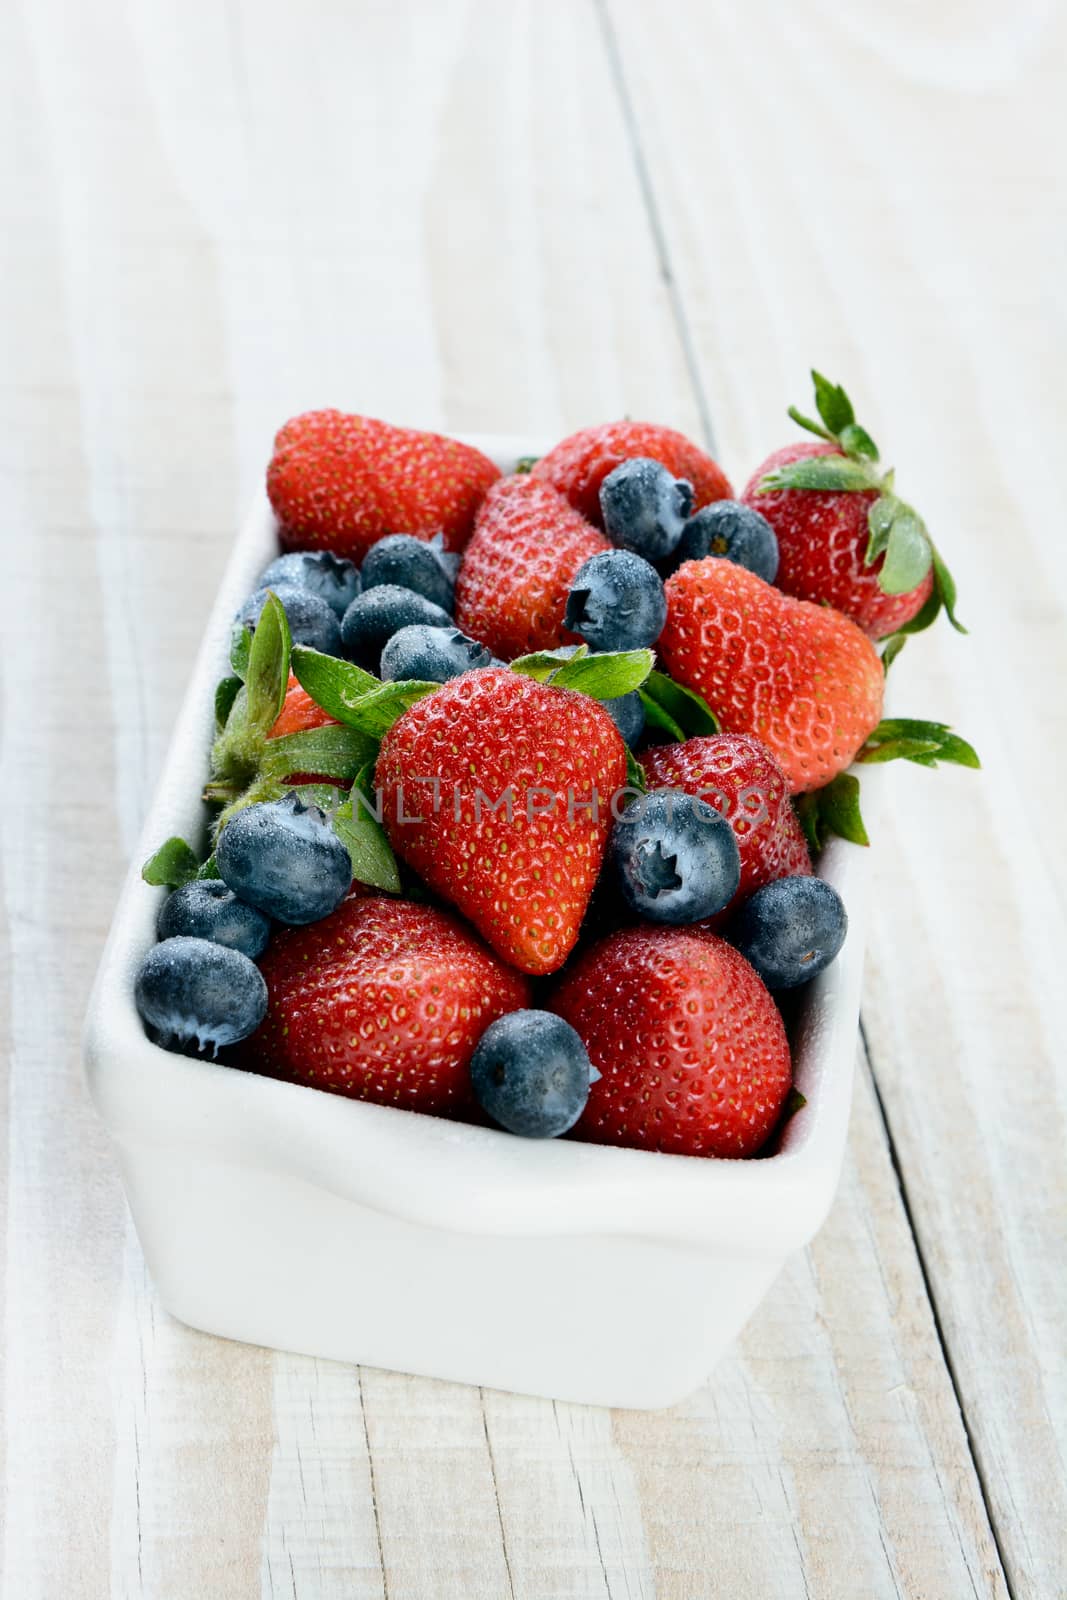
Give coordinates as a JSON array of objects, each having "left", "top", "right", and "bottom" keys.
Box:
[
  {"left": 216, "top": 793, "right": 352, "bottom": 925},
  {"left": 236, "top": 583, "right": 343, "bottom": 656},
  {"left": 380, "top": 624, "right": 492, "bottom": 684},
  {"left": 157, "top": 879, "right": 272, "bottom": 959},
  {"left": 564, "top": 551, "right": 667, "bottom": 651},
  {"left": 599, "top": 457, "right": 694, "bottom": 561},
  {"left": 602, "top": 690, "right": 646, "bottom": 747},
  {"left": 729, "top": 876, "right": 847, "bottom": 989},
  {"left": 674, "top": 500, "right": 779, "bottom": 583},
  {"left": 361, "top": 533, "right": 458, "bottom": 612},
  {"left": 259, "top": 551, "right": 361, "bottom": 617},
  {"left": 135, "top": 935, "right": 267, "bottom": 1057},
  {"left": 609, "top": 788, "right": 740, "bottom": 924},
  {"left": 340, "top": 585, "right": 453, "bottom": 671},
  {"left": 470, "top": 1010, "right": 597, "bottom": 1138}
]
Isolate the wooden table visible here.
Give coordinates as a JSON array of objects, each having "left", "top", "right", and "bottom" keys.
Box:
[{"left": 2, "top": 2, "right": 1063, "bottom": 1595}]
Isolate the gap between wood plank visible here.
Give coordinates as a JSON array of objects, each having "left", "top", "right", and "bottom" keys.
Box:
[
  {"left": 592, "top": 0, "right": 719, "bottom": 456},
  {"left": 596, "top": 5, "right": 1019, "bottom": 1590},
  {"left": 860, "top": 1020, "right": 1016, "bottom": 1600}
]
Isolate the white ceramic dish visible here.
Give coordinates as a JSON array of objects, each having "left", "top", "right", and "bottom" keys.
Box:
[{"left": 84, "top": 434, "right": 868, "bottom": 1410}]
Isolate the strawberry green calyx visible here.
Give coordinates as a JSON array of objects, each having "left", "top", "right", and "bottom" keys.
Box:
[
  {"left": 205, "top": 603, "right": 377, "bottom": 821},
  {"left": 214, "top": 675, "right": 242, "bottom": 732},
  {"left": 638, "top": 669, "right": 719, "bottom": 741},
  {"left": 510, "top": 646, "right": 654, "bottom": 700},
  {"left": 796, "top": 715, "right": 979, "bottom": 852},
  {"left": 142, "top": 836, "right": 201, "bottom": 889},
  {"left": 795, "top": 773, "right": 869, "bottom": 853},
  {"left": 290, "top": 645, "right": 438, "bottom": 737},
  {"left": 857, "top": 718, "right": 980, "bottom": 770},
  {"left": 508, "top": 651, "right": 717, "bottom": 742},
  {"left": 880, "top": 633, "right": 908, "bottom": 673},
  {"left": 142, "top": 838, "right": 220, "bottom": 888},
  {"left": 212, "top": 592, "right": 294, "bottom": 795},
  {"left": 331, "top": 758, "right": 402, "bottom": 894},
  {"left": 762, "top": 370, "right": 965, "bottom": 635},
  {"left": 290, "top": 645, "right": 378, "bottom": 717},
  {"left": 624, "top": 747, "right": 648, "bottom": 794}
]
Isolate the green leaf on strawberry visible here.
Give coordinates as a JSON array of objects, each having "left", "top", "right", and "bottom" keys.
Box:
[
  {"left": 290, "top": 645, "right": 380, "bottom": 721},
  {"left": 510, "top": 645, "right": 590, "bottom": 682},
  {"left": 796, "top": 713, "right": 978, "bottom": 851},
  {"left": 214, "top": 675, "right": 243, "bottom": 733},
  {"left": 341, "top": 680, "right": 441, "bottom": 738},
  {"left": 230, "top": 622, "right": 252, "bottom": 680},
  {"left": 510, "top": 646, "right": 653, "bottom": 700},
  {"left": 879, "top": 505, "right": 931, "bottom": 595},
  {"left": 788, "top": 370, "right": 878, "bottom": 465},
  {"left": 838, "top": 422, "right": 879, "bottom": 462},
  {"left": 795, "top": 773, "right": 870, "bottom": 853},
  {"left": 865, "top": 493, "right": 897, "bottom": 564},
  {"left": 760, "top": 455, "right": 877, "bottom": 494},
  {"left": 640, "top": 698, "right": 685, "bottom": 741},
  {"left": 811, "top": 370, "right": 855, "bottom": 436},
  {"left": 548, "top": 649, "right": 653, "bottom": 699},
  {"left": 290, "top": 645, "right": 439, "bottom": 738},
  {"left": 858, "top": 718, "right": 980, "bottom": 769},
  {"left": 931, "top": 547, "right": 966, "bottom": 633},
  {"left": 244, "top": 591, "right": 292, "bottom": 736},
  {"left": 782, "top": 1086, "right": 808, "bottom": 1122},
  {"left": 142, "top": 836, "right": 201, "bottom": 888},
  {"left": 260, "top": 723, "right": 378, "bottom": 783},
  {"left": 880, "top": 632, "right": 908, "bottom": 673},
  {"left": 624, "top": 747, "right": 648, "bottom": 794},
  {"left": 639, "top": 669, "right": 719, "bottom": 740},
  {"left": 331, "top": 760, "right": 401, "bottom": 893}
]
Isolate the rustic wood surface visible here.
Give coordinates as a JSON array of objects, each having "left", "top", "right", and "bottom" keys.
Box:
[{"left": 1, "top": 1, "right": 1063, "bottom": 1595}]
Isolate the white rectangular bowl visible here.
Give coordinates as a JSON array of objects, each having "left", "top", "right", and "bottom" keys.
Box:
[{"left": 84, "top": 434, "right": 868, "bottom": 1410}]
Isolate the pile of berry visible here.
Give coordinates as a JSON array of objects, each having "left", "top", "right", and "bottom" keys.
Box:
[{"left": 137, "top": 375, "right": 977, "bottom": 1159}]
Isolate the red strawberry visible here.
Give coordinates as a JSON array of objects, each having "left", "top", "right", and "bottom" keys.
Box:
[
  {"left": 241, "top": 895, "right": 530, "bottom": 1114},
  {"left": 639, "top": 734, "right": 812, "bottom": 913},
  {"left": 551, "top": 925, "right": 791, "bottom": 1158},
  {"left": 266, "top": 410, "right": 500, "bottom": 562},
  {"left": 454, "top": 475, "right": 609, "bottom": 660},
  {"left": 741, "top": 372, "right": 962, "bottom": 639},
  {"left": 658, "top": 559, "right": 884, "bottom": 794},
  {"left": 531, "top": 421, "right": 732, "bottom": 527},
  {"left": 376, "top": 668, "right": 627, "bottom": 975},
  {"left": 743, "top": 441, "right": 933, "bottom": 638}
]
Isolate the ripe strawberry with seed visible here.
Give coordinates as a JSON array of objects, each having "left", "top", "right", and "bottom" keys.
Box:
[
  {"left": 531, "top": 420, "right": 733, "bottom": 527},
  {"left": 267, "top": 410, "right": 500, "bottom": 563},
  {"left": 551, "top": 925, "right": 791, "bottom": 1158},
  {"left": 658, "top": 559, "right": 884, "bottom": 794},
  {"left": 742, "top": 372, "right": 962, "bottom": 639},
  {"left": 454, "top": 475, "right": 610, "bottom": 660},
  {"left": 376, "top": 667, "right": 628, "bottom": 975},
  {"left": 240, "top": 895, "right": 530, "bottom": 1114},
  {"left": 639, "top": 734, "right": 812, "bottom": 914}
]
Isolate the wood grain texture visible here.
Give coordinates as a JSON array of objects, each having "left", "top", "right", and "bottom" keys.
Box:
[{"left": 0, "top": 0, "right": 1059, "bottom": 1595}]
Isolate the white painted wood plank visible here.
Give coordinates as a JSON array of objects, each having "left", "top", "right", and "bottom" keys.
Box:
[{"left": 601, "top": 2, "right": 1067, "bottom": 1594}]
